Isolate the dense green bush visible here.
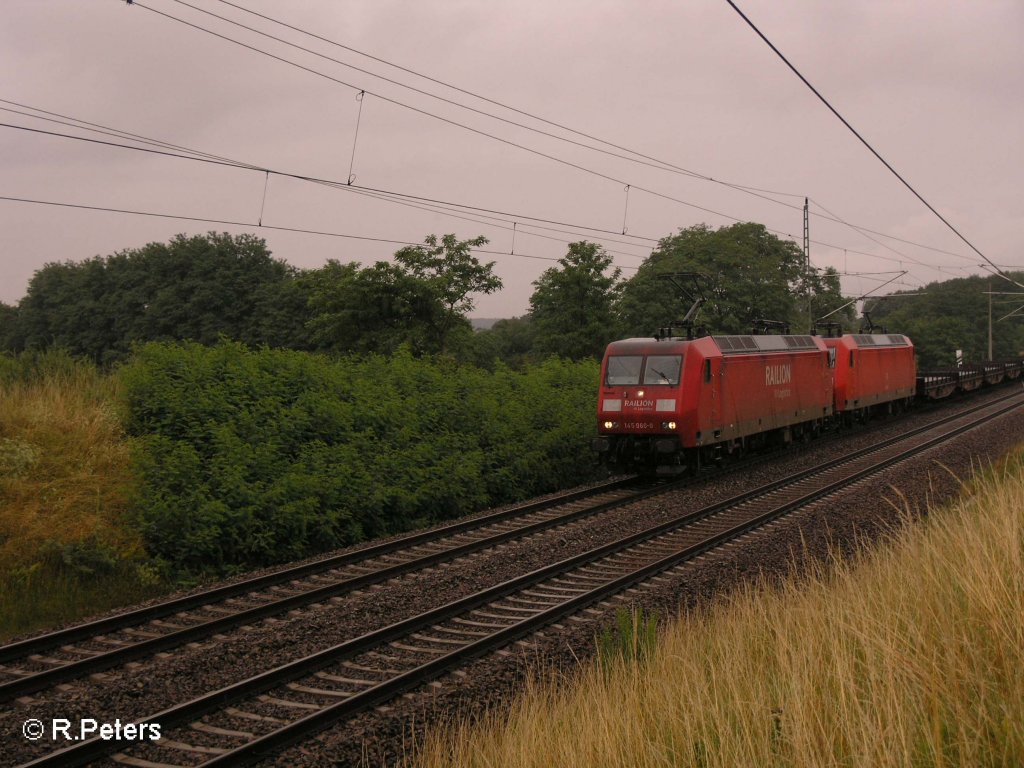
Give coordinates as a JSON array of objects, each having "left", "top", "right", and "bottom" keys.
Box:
[{"left": 119, "top": 341, "right": 601, "bottom": 578}]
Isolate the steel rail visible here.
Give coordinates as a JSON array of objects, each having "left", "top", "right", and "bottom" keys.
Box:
[
  {"left": 203, "top": 391, "right": 1024, "bottom": 766},
  {"left": 0, "top": 476, "right": 642, "bottom": 666},
  {"left": 3, "top": 381, "right": 999, "bottom": 683},
  {"left": 20, "top": 392, "right": 1022, "bottom": 768},
  {"left": 0, "top": 478, "right": 664, "bottom": 700}
]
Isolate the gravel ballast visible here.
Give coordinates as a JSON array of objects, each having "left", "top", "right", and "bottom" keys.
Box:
[{"left": 2, "top": 390, "right": 1021, "bottom": 767}]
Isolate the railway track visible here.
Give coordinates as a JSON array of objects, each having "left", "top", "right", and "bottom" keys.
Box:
[
  {"left": 0, "top": 477, "right": 665, "bottom": 702},
  {"left": 3, "top": 382, "right": 955, "bottom": 705},
  {"left": 18, "top": 389, "right": 1022, "bottom": 768}
]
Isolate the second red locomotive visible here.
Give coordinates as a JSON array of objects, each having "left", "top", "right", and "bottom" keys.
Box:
[{"left": 824, "top": 333, "right": 916, "bottom": 421}]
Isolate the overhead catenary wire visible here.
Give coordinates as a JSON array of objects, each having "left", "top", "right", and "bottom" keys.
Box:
[
  {"left": 6, "top": 115, "right": 958, "bottom": 278},
  {"left": 205, "top": 0, "right": 995, "bottom": 266},
  {"left": 0, "top": 101, "right": 259, "bottom": 170},
  {"left": 0, "top": 193, "right": 624, "bottom": 270},
  {"left": 346, "top": 90, "right": 365, "bottom": 185},
  {"left": 2, "top": 116, "right": 968, "bottom": 281},
  {"left": 816, "top": 271, "right": 908, "bottom": 322},
  {"left": 175, "top": 0, "right": 799, "bottom": 207},
  {"left": 128, "top": 0, "right": 691, "bottom": 219},
  {"left": 123, "top": 0, "right": 978, "bottom": 270},
  {"left": 257, "top": 170, "right": 270, "bottom": 225},
  {"left": 723, "top": 0, "right": 1019, "bottom": 290},
  {"left": 342, "top": 183, "right": 647, "bottom": 262},
  {"left": 207, "top": 0, "right": 983, "bottom": 262},
  {"left": 0, "top": 8, "right": 994, "bottom": 315},
  {"left": 0, "top": 119, "right": 657, "bottom": 250},
  {"left": 809, "top": 197, "right": 917, "bottom": 269}
]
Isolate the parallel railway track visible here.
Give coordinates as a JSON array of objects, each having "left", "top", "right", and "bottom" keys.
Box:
[
  {"left": 17, "top": 389, "right": 1022, "bottom": 768},
  {"left": 0, "top": 478, "right": 657, "bottom": 702},
  {"left": 4, "top": 384, "right": 955, "bottom": 704}
]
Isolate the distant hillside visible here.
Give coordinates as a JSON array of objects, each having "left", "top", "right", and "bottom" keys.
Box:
[{"left": 469, "top": 318, "right": 506, "bottom": 330}]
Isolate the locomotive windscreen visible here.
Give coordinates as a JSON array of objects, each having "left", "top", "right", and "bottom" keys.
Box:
[
  {"left": 642, "top": 355, "right": 682, "bottom": 385},
  {"left": 605, "top": 356, "right": 643, "bottom": 385},
  {"left": 605, "top": 355, "right": 682, "bottom": 386}
]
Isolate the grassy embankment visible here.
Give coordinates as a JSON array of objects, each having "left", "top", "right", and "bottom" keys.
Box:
[
  {"left": 412, "top": 452, "right": 1024, "bottom": 767},
  {"left": 0, "top": 353, "right": 162, "bottom": 640}
]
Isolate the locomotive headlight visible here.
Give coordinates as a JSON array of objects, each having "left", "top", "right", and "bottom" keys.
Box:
[
  {"left": 636, "top": 390, "right": 645, "bottom": 397},
  {"left": 603, "top": 420, "right": 616, "bottom": 429},
  {"left": 661, "top": 421, "right": 677, "bottom": 430}
]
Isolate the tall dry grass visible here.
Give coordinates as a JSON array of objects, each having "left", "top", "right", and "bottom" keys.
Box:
[
  {"left": 0, "top": 352, "right": 161, "bottom": 638},
  {"left": 412, "top": 453, "right": 1024, "bottom": 768}
]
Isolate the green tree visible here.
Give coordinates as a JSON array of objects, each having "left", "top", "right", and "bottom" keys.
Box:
[
  {"left": 870, "top": 274, "right": 1024, "bottom": 367},
  {"left": 247, "top": 266, "right": 316, "bottom": 350},
  {"left": 529, "top": 241, "right": 621, "bottom": 360},
  {"left": 0, "top": 302, "right": 22, "bottom": 352},
  {"left": 805, "top": 266, "right": 855, "bottom": 332},
  {"left": 304, "top": 260, "right": 439, "bottom": 355},
  {"left": 15, "top": 232, "right": 296, "bottom": 363},
  {"left": 118, "top": 232, "right": 293, "bottom": 348},
  {"left": 394, "top": 234, "right": 502, "bottom": 353},
  {"left": 468, "top": 316, "right": 537, "bottom": 369},
  {"left": 616, "top": 223, "right": 849, "bottom": 337},
  {"left": 17, "top": 257, "right": 117, "bottom": 362}
]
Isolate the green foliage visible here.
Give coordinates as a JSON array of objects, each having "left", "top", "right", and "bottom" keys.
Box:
[
  {"left": 304, "top": 260, "right": 439, "bottom": 356},
  {"left": 120, "top": 341, "right": 601, "bottom": 579},
  {"left": 529, "top": 241, "right": 622, "bottom": 360},
  {"left": 13, "top": 232, "right": 301, "bottom": 364},
  {"left": 0, "top": 302, "right": 20, "bottom": 352},
  {"left": 807, "top": 266, "right": 853, "bottom": 330},
  {"left": 4, "top": 230, "right": 504, "bottom": 364},
  {"left": 0, "top": 347, "right": 95, "bottom": 385},
  {"left": 300, "top": 234, "right": 501, "bottom": 358},
  {"left": 468, "top": 317, "right": 537, "bottom": 369},
  {"left": 4, "top": 224, "right": 860, "bottom": 369},
  {"left": 870, "top": 274, "right": 1024, "bottom": 368},
  {"left": 394, "top": 233, "right": 503, "bottom": 353},
  {"left": 616, "top": 223, "right": 852, "bottom": 336},
  {"left": 596, "top": 605, "right": 659, "bottom": 669}
]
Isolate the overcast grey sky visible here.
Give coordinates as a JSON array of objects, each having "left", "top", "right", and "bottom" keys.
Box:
[{"left": 2, "top": 0, "right": 1021, "bottom": 318}]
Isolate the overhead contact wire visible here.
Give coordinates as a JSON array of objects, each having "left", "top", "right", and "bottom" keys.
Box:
[
  {"left": 123, "top": 2, "right": 876, "bottom": 248},
  {"left": 126, "top": 1, "right": 978, "bottom": 273},
  {"left": 1, "top": 118, "right": 965, "bottom": 279},
  {"left": 724, "top": 0, "right": 1014, "bottom": 287},
  {"left": 0, "top": 193, "right": 631, "bottom": 269}
]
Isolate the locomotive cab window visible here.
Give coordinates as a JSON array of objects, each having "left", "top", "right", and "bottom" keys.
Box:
[
  {"left": 703, "top": 359, "right": 711, "bottom": 383},
  {"left": 642, "top": 355, "right": 683, "bottom": 385},
  {"left": 605, "top": 356, "right": 643, "bottom": 386}
]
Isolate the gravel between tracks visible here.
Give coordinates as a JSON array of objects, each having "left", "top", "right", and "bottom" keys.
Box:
[{"left": 2, "top": 391, "right": 1022, "bottom": 767}]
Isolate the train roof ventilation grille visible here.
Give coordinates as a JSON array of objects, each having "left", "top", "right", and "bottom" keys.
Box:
[
  {"left": 712, "top": 335, "right": 759, "bottom": 352},
  {"left": 783, "top": 335, "right": 817, "bottom": 349},
  {"left": 851, "top": 334, "right": 908, "bottom": 347},
  {"left": 713, "top": 335, "right": 817, "bottom": 354}
]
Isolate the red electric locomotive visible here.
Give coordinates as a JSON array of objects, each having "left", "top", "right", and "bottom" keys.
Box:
[
  {"left": 824, "top": 333, "right": 916, "bottom": 421},
  {"left": 593, "top": 332, "right": 834, "bottom": 474}
]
